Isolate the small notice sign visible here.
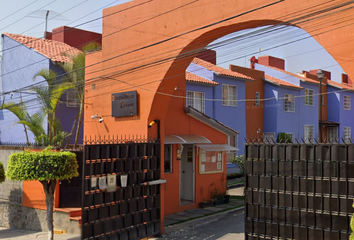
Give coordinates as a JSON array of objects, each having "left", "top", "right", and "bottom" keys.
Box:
[
  {"left": 107, "top": 175, "right": 116, "bottom": 192},
  {"left": 91, "top": 177, "right": 97, "bottom": 188},
  {"left": 120, "top": 174, "right": 128, "bottom": 188},
  {"left": 99, "top": 176, "right": 107, "bottom": 189}
]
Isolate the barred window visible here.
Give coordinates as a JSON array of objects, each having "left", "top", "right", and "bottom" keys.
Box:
[
  {"left": 344, "top": 127, "right": 351, "bottom": 143},
  {"left": 327, "top": 127, "right": 338, "bottom": 142},
  {"left": 186, "top": 91, "right": 205, "bottom": 113},
  {"left": 66, "top": 89, "right": 79, "bottom": 108},
  {"left": 305, "top": 89, "right": 314, "bottom": 106},
  {"left": 255, "top": 92, "right": 260, "bottom": 106},
  {"left": 263, "top": 132, "right": 275, "bottom": 142},
  {"left": 304, "top": 125, "right": 314, "bottom": 143},
  {"left": 284, "top": 93, "right": 295, "bottom": 112},
  {"left": 344, "top": 95, "right": 351, "bottom": 110}
]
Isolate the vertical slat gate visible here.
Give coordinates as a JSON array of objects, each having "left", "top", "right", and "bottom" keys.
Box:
[
  {"left": 245, "top": 143, "right": 354, "bottom": 240},
  {"left": 81, "top": 141, "right": 161, "bottom": 240}
]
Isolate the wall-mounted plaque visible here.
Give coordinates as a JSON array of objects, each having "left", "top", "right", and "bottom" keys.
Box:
[
  {"left": 120, "top": 174, "right": 128, "bottom": 188},
  {"left": 111, "top": 90, "right": 138, "bottom": 117},
  {"left": 107, "top": 175, "right": 116, "bottom": 192},
  {"left": 99, "top": 176, "right": 107, "bottom": 189}
]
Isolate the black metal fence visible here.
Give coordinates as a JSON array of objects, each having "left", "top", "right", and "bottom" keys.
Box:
[
  {"left": 244, "top": 143, "right": 354, "bottom": 240},
  {"left": 81, "top": 139, "right": 161, "bottom": 240}
]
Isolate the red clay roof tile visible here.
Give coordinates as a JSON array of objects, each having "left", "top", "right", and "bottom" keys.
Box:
[
  {"left": 327, "top": 80, "right": 354, "bottom": 91},
  {"left": 3, "top": 33, "right": 81, "bottom": 63},
  {"left": 264, "top": 74, "right": 303, "bottom": 89},
  {"left": 192, "top": 58, "right": 254, "bottom": 81},
  {"left": 186, "top": 71, "right": 219, "bottom": 85},
  {"left": 261, "top": 64, "right": 319, "bottom": 84}
]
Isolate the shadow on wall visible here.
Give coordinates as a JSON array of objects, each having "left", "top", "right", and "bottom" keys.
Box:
[{"left": 7, "top": 188, "right": 43, "bottom": 231}]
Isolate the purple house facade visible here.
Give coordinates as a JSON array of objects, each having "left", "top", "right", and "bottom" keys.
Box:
[
  {"left": 326, "top": 79, "right": 354, "bottom": 143},
  {"left": 185, "top": 53, "right": 254, "bottom": 159},
  {"left": 254, "top": 57, "right": 320, "bottom": 142},
  {"left": 0, "top": 33, "right": 82, "bottom": 144}
]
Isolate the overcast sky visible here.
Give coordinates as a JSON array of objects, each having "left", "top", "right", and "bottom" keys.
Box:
[{"left": 0, "top": 0, "right": 345, "bottom": 82}]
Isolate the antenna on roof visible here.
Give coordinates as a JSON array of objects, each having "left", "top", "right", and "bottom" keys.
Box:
[{"left": 27, "top": 10, "right": 67, "bottom": 38}]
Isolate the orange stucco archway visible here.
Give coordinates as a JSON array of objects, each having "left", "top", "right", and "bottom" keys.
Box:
[{"left": 85, "top": 0, "right": 354, "bottom": 139}]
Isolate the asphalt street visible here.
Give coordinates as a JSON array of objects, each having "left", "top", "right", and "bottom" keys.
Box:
[{"left": 155, "top": 211, "right": 245, "bottom": 240}]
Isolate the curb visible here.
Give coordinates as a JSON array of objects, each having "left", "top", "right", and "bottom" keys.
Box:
[
  {"left": 162, "top": 206, "right": 244, "bottom": 235},
  {"left": 228, "top": 183, "right": 244, "bottom": 189}
]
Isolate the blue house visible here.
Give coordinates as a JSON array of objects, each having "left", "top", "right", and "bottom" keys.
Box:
[
  {"left": 185, "top": 54, "right": 254, "bottom": 159},
  {"left": 254, "top": 56, "right": 320, "bottom": 142},
  {"left": 326, "top": 78, "right": 354, "bottom": 143},
  {"left": 0, "top": 33, "right": 81, "bottom": 144}
]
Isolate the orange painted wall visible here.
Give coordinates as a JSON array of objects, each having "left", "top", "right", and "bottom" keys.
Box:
[
  {"left": 85, "top": 0, "right": 354, "bottom": 141},
  {"left": 230, "top": 65, "right": 265, "bottom": 140},
  {"left": 23, "top": 181, "right": 60, "bottom": 210},
  {"left": 83, "top": 0, "right": 354, "bottom": 232}
]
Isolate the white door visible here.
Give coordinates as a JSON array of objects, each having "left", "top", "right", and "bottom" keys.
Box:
[{"left": 180, "top": 144, "right": 194, "bottom": 202}]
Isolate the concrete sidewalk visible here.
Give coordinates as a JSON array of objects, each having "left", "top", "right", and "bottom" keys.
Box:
[
  {"left": 0, "top": 227, "right": 80, "bottom": 240},
  {"left": 1, "top": 186, "right": 244, "bottom": 240}
]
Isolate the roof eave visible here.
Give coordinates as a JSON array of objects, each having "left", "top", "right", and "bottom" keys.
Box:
[
  {"left": 184, "top": 107, "right": 238, "bottom": 136},
  {"left": 263, "top": 78, "right": 303, "bottom": 90},
  {"left": 215, "top": 72, "right": 253, "bottom": 81},
  {"left": 186, "top": 80, "right": 218, "bottom": 86}
]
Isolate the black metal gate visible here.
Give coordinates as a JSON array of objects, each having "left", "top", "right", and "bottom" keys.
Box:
[
  {"left": 244, "top": 143, "right": 354, "bottom": 240},
  {"left": 60, "top": 150, "right": 83, "bottom": 207},
  {"left": 81, "top": 140, "right": 161, "bottom": 240}
]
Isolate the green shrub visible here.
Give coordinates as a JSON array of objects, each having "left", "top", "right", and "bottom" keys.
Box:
[
  {"left": 277, "top": 132, "right": 292, "bottom": 143},
  {"left": 5, "top": 147, "right": 78, "bottom": 240},
  {"left": 0, "top": 162, "right": 5, "bottom": 183},
  {"left": 6, "top": 149, "right": 78, "bottom": 181},
  {"left": 231, "top": 155, "right": 244, "bottom": 175},
  {"left": 227, "top": 172, "right": 243, "bottom": 179}
]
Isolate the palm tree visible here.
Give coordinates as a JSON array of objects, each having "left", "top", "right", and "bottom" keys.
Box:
[
  {"left": 0, "top": 101, "right": 31, "bottom": 145},
  {"left": 33, "top": 69, "right": 74, "bottom": 145},
  {"left": 60, "top": 42, "right": 101, "bottom": 148}
]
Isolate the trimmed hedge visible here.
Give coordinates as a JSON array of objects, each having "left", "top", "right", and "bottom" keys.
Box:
[{"left": 6, "top": 149, "right": 78, "bottom": 181}]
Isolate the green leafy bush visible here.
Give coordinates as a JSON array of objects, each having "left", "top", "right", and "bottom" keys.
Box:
[
  {"left": 5, "top": 148, "right": 78, "bottom": 240},
  {"left": 231, "top": 155, "right": 244, "bottom": 175},
  {"left": 277, "top": 132, "right": 292, "bottom": 143},
  {"left": 6, "top": 149, "right": 78, "bottom": 181},
  {"left": 0, "top": 162, "right": 5, "bottom": 183}
]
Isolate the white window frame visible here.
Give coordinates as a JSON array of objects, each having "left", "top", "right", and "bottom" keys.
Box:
[
  {"left": 255, "top": 92, "right": 260, "bottom": 106},
  {"left": 222, "top": 84, "right": 237, "bottom": 107},
  {"left": 164, "top": 144, "right": 172, "bottom": 173},
  {"left": 304, "top": 89, "right": 314, "bottom": 106},
  {"left": 226, "top": 134, "right": 238, "bottom": 163},
  {"left": 327, "top": 127, "right": 338, "bottom": 142},
  {"left": 344, "top": 127, "right": 351, "bottom": 143},
  {"left": 344, "top": 95, "right": 351, "bottom": 110},
  {"left": 186, "top": 90, "right": 205, "bottom": 113},
  {"left": 284, "top": 93, "right": 295, "bottom": 112},
  {"left": 263, "top": 132, "right": 276, "bottom": 142},
  {"left": 304, "top": 125, "right": 314, "bottom": 143},
  {"left": 66, "top": 89, "right": 79, "bottom": 108}
]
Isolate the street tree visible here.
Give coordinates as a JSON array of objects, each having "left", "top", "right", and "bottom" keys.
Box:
[{"left": 5, "top": 147, "right": 78, "bottom": 240}]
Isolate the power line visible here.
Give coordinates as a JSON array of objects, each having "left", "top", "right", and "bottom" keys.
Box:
[{"left": 1, "top": 0, "right": 352, "bottom": 100}]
